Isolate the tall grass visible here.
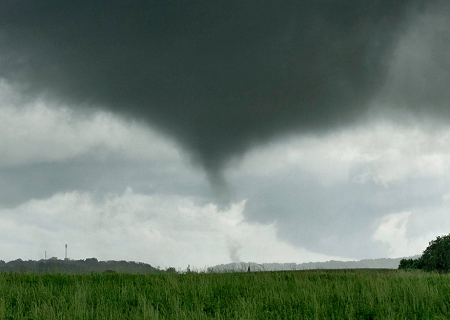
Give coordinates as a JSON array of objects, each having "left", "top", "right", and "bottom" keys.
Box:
[{"left": 0, "top": 269, "right": 449, "bottom": 319}]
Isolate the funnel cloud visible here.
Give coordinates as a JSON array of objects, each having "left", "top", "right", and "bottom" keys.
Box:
[{"left": 1, "top": 0, "right": 441, "bottom": 181}]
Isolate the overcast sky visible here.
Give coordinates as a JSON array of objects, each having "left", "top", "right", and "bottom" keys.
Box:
[{"left": 0, "top": 0, "right": 449, "bottom": 269}]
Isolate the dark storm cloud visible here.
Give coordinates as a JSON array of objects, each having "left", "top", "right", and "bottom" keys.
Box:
[
  {"left": 378, "top": 1, "right": 450, "bottom": 120},
  {"left": 0, "top": 157, "right": 211, "bottom": 209},
  {"left": 0, "top": 0, "right": 439, "bottom": 178}
]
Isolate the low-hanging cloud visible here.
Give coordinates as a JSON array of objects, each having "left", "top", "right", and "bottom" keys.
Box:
[
  {"left": 0, "top": 0, "right": 448, "bottom": 183},
  {"left": 226, "top": 122, "right": 450, "bottom": 258},
  {"left": 0, "top": 188, "right": 346, "bottom": 268}
]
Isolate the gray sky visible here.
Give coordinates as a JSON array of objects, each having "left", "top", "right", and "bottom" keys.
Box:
[{"left": 0, "top": 0, "right": 449, "bottom": 269}]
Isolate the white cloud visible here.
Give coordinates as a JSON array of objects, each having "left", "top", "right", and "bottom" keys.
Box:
[
  {"left": 372, "top": 211, "right": 414, "bottom": 257},
  {"left": 230, "top": 121, "right": 450, "bottom": 187},
  {"left": 0, "top": 189, "right": 346, "bottom": 269},
  {"left": 372, "top": 205, "right": 450, "bottom": 259},
  {"left": 0, "top": 81, "right": 182, "bottom": 168}
]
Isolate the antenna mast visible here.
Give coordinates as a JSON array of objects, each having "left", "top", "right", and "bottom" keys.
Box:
[{"left": 65, "top": 244, "right": 67, "bottom": 260}]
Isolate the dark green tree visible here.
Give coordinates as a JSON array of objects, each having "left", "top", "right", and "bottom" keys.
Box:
[
  {"left": 399, "top": 234, "right": 450, "bottom": 273},
  {"left": 420, "top": 234, "right": 450, "bottom": 273},
  {"left": 398, "top": 258, "right": 415, "bottom": 270},
  {"left": 398, "top": 258, "right": 424, "bottom": 270}
]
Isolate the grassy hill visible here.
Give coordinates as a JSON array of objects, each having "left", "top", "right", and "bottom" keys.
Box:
[{"left": 0, "top": 269, "right": 448, "bottom": 319}]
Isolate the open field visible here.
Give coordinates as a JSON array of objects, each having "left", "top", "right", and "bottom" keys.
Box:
[{"left": 1, "top": 269, "right": 449, "bottom": 319}]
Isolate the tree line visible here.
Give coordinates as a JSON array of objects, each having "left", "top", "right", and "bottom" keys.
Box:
[{"left": 0, "top": 258, "right": 177, "bottom": 274}]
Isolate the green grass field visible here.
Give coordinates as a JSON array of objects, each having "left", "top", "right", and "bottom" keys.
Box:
[{"left": 1, "top": 269, "right": 449, "bottom": 319}]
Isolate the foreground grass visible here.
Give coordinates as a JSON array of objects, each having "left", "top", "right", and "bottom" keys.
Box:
[{"left": 0, "top": 269, "right": 449, "bottom": 319}]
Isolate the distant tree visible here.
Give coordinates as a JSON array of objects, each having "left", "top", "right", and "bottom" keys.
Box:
[
  {"left": 398, "top": 258, "right": 421, "bottom": 270},
  {"left": 165, "top": 267, "right": 177, "bottom": 274}
]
